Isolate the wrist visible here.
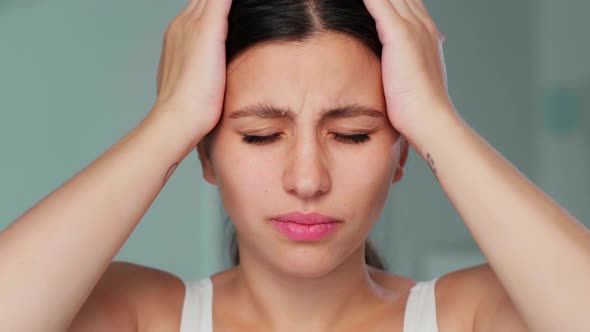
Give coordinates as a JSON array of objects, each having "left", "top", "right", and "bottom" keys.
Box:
[
  {"left": 144, "top": 105, "right": 208, "bottom": 153},
  {"left": 149, "top": 102, "right": 209, "bottom": 140},
  {"left": 401, "top": 102, "right": 464, "bottom": 158}
]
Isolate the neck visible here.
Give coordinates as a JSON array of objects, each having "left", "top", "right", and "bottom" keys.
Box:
[{"left": 230, "top": 246, "right": 396, "bottom": 332}]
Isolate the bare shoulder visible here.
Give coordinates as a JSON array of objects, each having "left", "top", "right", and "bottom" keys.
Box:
[
  {"left": 369, "top": 263, "right": 506, "bottom": 332},
  {"left": 96, "top": 262, "right": 505, "bottom": 332},
  {"left": 435, "top": 263, "right": 511, "bottom": 332},
  {"left": 103, "top": 261, "right": 186, "bottom": 332}
]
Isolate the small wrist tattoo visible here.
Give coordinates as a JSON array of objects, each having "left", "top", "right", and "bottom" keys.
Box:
[{"left": 426, "top": 153, "right": 438, "bottom": 178}]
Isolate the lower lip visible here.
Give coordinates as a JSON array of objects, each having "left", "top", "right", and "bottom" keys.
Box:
[{"left": 271, "top": 220, "right": 341, "bottom": 241}]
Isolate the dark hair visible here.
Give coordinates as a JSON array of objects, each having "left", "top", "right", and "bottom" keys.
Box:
[
  {"left": 219, "top": 0, "right": 387, "bottom": 271},
  {"left": 226, "top": 0, "right": 382, "bottom": 62}
]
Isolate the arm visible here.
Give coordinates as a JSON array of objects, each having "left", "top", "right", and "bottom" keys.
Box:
[
  {"left": 0, "top": 108, "right": 203, "bottom": 332},
  {"left": 359, "top": 1, "right": 589, "bottom": 329},
  {"left": 67, "top": 262, "right": 141, "bottom": 332},
  {"left": 407, "top": 108, "right": 590, "bottom": 332},
  {"left": 68, "top": 261, "right": 185, "bottom": 332}
]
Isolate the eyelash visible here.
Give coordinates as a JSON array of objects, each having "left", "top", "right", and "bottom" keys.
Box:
[{"left": 241, "top": 133, "right": 372, "bottom": 145}]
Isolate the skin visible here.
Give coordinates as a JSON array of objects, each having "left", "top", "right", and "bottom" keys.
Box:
[{"left": 196, "top": 33, "right": 412, "bottom": 331}]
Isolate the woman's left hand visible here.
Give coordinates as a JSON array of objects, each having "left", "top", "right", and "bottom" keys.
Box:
[{"left": 363, "top": 0, "right": 456, "bottom": 136}]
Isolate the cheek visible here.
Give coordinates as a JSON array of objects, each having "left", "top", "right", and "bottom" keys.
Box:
[
  {"left": 212, "top": 145, "right": 277, "bottom": 212},
  {"left": 336, "top": 142, "right": 397, "bottom": 187},
  {"left": 219, "top": 150, "right": 276, "bottom": 187},
  {"left": 332, "top": 144, "right": 397, "bottom": 220}
]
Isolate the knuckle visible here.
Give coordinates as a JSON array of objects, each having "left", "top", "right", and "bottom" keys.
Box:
[
  {"left": 166, "top": 17, "right": 183, "bottom": 34},
  {"left": 161, "top": 28, "right": 170, "bottom": 44},
  {"left": 422, "top": 18, "right": 439, "bottom": 36}
]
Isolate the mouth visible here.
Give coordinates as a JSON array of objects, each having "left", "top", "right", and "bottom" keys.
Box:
[
  {"left": 270, "top": 211, "right": 340, "bottom": 225},
  {"left": 270, "top": 212, "right": 342, "bottom": 241}
]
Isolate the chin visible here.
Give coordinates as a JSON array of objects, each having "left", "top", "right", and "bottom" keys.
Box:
[{"left": 269, "top": 247, "right": 344, "bottom": 279}]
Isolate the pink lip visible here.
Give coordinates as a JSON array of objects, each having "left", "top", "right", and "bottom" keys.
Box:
[
  {"left": 270, "top": 212, "right": 342, "bottom": 241},
  {"left": 271, "top": 212, "right": 340, "bottom": 225}
]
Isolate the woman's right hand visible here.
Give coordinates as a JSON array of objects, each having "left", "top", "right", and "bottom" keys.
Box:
[
  {"left": 152, "top": 0, "right": 233, "bottom": 136},
  {"left": 0, "top": 3, "right": 234, "bottom": 331}
]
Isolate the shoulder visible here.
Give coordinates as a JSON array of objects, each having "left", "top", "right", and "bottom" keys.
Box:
[
  {"left": 98, "top": 263, "right": 509, "bottom": 332},
  {"left": 103, "top": 261, "right": 187, "bottom": 332},
  {"left": 373, "top": 263, "right": 509, "bottom": 332},
  {"left": 435, "top": 263, "right": 520, "bottom": 332}
]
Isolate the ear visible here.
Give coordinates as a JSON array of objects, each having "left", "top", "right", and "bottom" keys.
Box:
[
  {"left": 196, "top": 139, "right": 217, "bottom": 185},
  {"left": 392, "top": 137, "right": 409, "bottom": 184}
]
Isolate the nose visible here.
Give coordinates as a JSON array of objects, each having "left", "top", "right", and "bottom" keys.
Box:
[{"left": 283, "top": 136, "right": 331, "bottom": 200}]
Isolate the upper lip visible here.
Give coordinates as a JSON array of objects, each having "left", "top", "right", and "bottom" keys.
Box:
[{"left": 270, "top": 212, "right": 341, "bottom": 225}]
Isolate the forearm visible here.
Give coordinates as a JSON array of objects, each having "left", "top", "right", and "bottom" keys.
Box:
[
  {"left": 0, "top": 108, "right": 203, "bottom": 332},
  {"left": 407, "top": 108, "right": 590, "bottom": 332}
]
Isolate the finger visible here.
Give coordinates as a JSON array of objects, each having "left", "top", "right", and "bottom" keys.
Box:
[
  {"left": 406, "top": 0, "right": 441, "bottom": 41},
  {"left": 180, "top": 0, "right": 200, "bottom": 17},
  {"left": 390, "top": 0, "right": 420, "bottom": 24},
  {"left": 156, "top": 45, "right": 165, "bottom": 94},
  {"left": 201, "top": 0, "right": 233, "bottom": 21},
  {"left": 191, "top": 0, "right": 207, "bottom": 18},
  {"left": 405, "top": 0, "right": 429, "bottom": 23},
  {"left": 363, "top": 0, "right": 405, "bottom": 40},
  {"left": 438, "top": 37, "right": 448, "bottom": 90},
  {"left": 410, "top": 0, "right": 428, "bottom": 13}
]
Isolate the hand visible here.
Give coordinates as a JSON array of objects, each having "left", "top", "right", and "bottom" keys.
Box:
[
  {"left": 152, "top": 0, "right": 232, "bottom": 136},
  {"left": 363, "top": 0, "right": 457, "bottom": 136}
]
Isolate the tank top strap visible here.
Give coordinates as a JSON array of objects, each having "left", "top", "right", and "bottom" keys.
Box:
[
  {"left": 178, "top": 276, "right": 438, "bottom": 332},
  {"left": 403, "top": 278, "right": 439, "bottom": 332},
  {"left": 179, "top": 277, "right": 213, "bottom": 332}
]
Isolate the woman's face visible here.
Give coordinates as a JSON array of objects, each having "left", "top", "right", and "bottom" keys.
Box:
[{"left": 199, "top": 32, "right": 407, "bottom": 277}]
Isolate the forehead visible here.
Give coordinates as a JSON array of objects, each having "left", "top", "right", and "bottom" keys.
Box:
[{"left": 225, "top": 33, "right": 384, "bottom": 113}]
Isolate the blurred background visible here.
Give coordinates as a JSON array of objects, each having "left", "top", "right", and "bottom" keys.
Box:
[{"left": 1, "top": 0, "right": 588, "bottom": 282}]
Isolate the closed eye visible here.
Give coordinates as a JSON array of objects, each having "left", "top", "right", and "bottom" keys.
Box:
[{"left": 241, "top": 133, "right": 372, "bottom": 145}]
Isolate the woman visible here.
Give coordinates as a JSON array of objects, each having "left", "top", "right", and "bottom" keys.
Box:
[{"left": 1, "top": 0, "right": 588, "bottom": 331}]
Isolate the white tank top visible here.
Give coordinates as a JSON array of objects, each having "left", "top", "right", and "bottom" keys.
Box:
[{"left": 179, "top": 277, "right": 439, "bottom": 332}]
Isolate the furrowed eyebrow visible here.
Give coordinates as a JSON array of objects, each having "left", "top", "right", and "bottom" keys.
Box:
[{"left": 228, "top": 103, "right": 385, "bottom": 120}]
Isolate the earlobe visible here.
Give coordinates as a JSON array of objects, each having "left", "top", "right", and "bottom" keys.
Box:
[
  {"left": 196, "top": 143, "right": 217, "bottom": 185},
  {"left": 399, "top": 137, "right": 410, "bottom": 169},
  {"left": 392, "top": 166, "right": 405, "bottom": 184},
  {"left": 392, "top": 138, "right": 409, "bottom": 184}
]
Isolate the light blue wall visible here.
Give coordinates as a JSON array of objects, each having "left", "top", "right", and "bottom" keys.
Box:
[
  {"left": 1, "top": 0, "right": 586, "bottom": 282},
  {"left": 0, "top": 0, "right": 226, "bottom": 279},
  {"left": 534, "top": 0, "right": 590, "bottom": 225},
  {"left": 386, "top": 0, "right": 537, "bottom": 279}
]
